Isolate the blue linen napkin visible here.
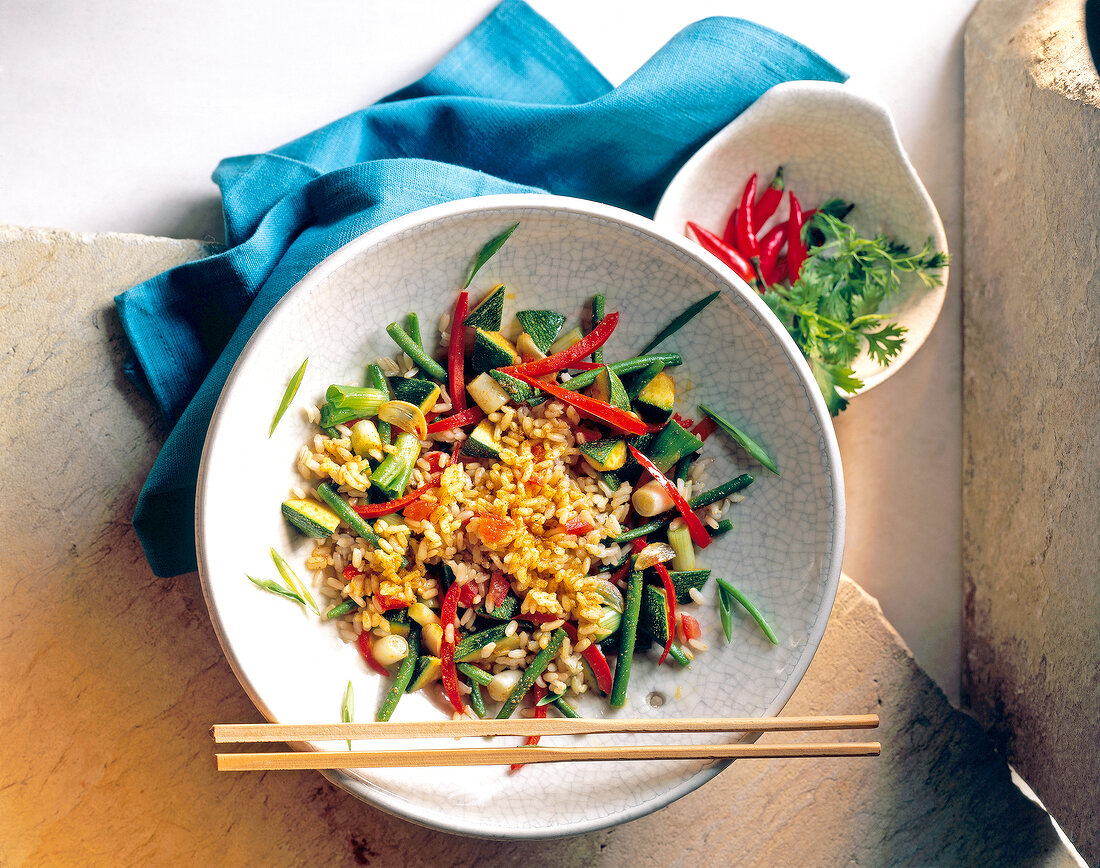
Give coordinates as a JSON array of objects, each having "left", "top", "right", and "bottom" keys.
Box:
[{"left": 116, "top": 0, "right": 845, "bottom": 577}]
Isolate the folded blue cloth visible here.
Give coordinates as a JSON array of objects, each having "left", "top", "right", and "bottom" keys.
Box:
[{"left": 116, "top": 0, "right": 844, "bottom": 577}]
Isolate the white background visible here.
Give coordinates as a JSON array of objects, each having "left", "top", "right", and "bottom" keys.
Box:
[{"left": 0, "top": 0, "right": 977, "bottom": 701}]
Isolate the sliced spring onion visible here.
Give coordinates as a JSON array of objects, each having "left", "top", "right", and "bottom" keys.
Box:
[
  {"left": 718, "top": 585, "right": 734, "bottom": 643},
  {"left": 319, "top": 384, "right": 388, "bottom": 428},
  {"left": 269, "top": 358, "right": 307, "bottom": 437},
  {"left": 366, "top": 364, "right": 392, "bottom": 446},
  {"left": 592, "top": 607, "right": 622, "bottom": 641},
  {"left": 536, "top": 691, "right": 561, "bottom": 707},
  {"left": 667, "top": 519, "right": 695, "bottom": 571},
  {"left": 246, "top": 574, "right": 304, "bottom": 605},
  {"left": 591, "top": 577, "right": 625, "bottom": 612},
  {"left": 699, "top": 404, "right": 779, "bottom": 475},
  {"left": 464, "top": 222, "right": 519, "bottom": 289},
  {"left": 635, "top": 542, "right": 675, "bottom": 571},
  {"left": 715, "top": 577, "right": 779, "bottom": 645},
  {"left": 378, "top": 400, "right": 428, "bottom": 440},
  {"left": 638, "top": 290, "right": 721, "bottom": 355},
  {"left": 591, "top": 294, "right": 606, "bottom": 364},
  {"left": 269, "top": 548, "right": 320, "bottom": 615},
  {"left": 341, "top": 680, "right": 354, "bottom": 750}
]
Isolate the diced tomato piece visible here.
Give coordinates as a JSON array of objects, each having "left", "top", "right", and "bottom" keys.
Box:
[
  {"left": 564, "top": 517, "right": 595, "bottom": 535},
  {"left": 424, "top": 451, "right": 447, "bottom": 472},
  {"left": 374, "top": 593, "right": 407, "bottom": 612},
  {"left": 402, "top": 498, "right": 437, "bottom": 522},
  {"left": 681, "top": 613, "right": 702, "bottom": 642},
  {"left": 458, "top": 582, "right": 478, "bottom": 607},
  {"left": 342, "top": 565, "right": 363, "bottom": 582},
  {"left": 488, "top": 571, "right": 510, "bottom": 607},
  {"left": 477, "top": 514, "right": 513, "bottom": 546}
]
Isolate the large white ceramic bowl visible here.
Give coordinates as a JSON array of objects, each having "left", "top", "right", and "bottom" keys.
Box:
[
  {"left": 196, "top": 194, "right": 844, "bottom": 838},
  {"left": 655, "top": 81, "right": 949, "bottom": 396}
]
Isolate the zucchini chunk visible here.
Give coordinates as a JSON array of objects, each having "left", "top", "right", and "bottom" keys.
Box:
[
  {"left": 667, "top": 569, "right": 711, "bottom": 603},
  {"left": 461, "top": 418, "right": 503, "bottom": 459},
  {"left": 471, "top": 328, "right": 520, "bottom": 375},
  {"left": 390, "top": 377, "right": 441, "bottom": 414},
  {"left": 634, "top": 370, "right": 676, "bottom": 423},
  {"left": 640, "top": 584, "right": 673, "bottom": 644},
  {"left": 407, "top": 655, "right": 442, "bottom": 692},
  {"left": 587, "top": 366, "right": 631, "bottom": 411},
  {"left": 281, "top": 498, "right": 341, "bottom": 538},
  {"left": 476, "top": 592, "right": 520, "bottom": 621},
  {"left": 466, "top": 372, "right": 511, "bottom": 414},
  {"left": 580, "top": 437, "right": 627, "bottom": 472},
  {"left": 515, "top": 309, "right": 567, "bottom": 353},
  {"left": 489, "top": 369, "right": 545, "bottom": 406},
  {"left": 646, "top": 420, "right": 703, "bottom": 475},
  {"left": 463, "top": 284, "right": 507, "bottom": 331}
]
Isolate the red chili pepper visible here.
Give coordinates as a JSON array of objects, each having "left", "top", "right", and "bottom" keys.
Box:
[
  {"left": 439, "top": 581, "right": 465, "bottom": 714},
  {"left": 449, "top": 291, "right": 468, "bottom": 412},
  {"left": 505, "top": 368, "right": 647, "bottom": 435},
  {"left": 690, "top": 416, "right": 719, "bottom": 442},
  {"left": 787, "top": 192, "right": 807, "bottom": 282},
  {"left": 685, "top": 222, "right": 755, "bottom": 284},
  {"left": 564, "top": 517, "right": 595, "bottom": 535},
  {"left": 627, "top": 445, "right": 711, "bottom": 548},
  {"left": 352, "top": 473, "right": 443, "bottom": 517},
  {"left": 735, "top": 173, "right": 760, "bottom": 259},
  {"left": 631, "top": 537, "right": 649, "bottom": 554},
  {"left": 653, "top": 562, "right": 677, "bottom": 665},
  {"left": 721, "top": 207, "right": 739, "bottom": 247},
  {"left": 487, "top": 571, "right": 510, "bottom": 607},
  {"left": 757, "top": 223, "right": 788, "bottom": 288},
  {"left": 562, "top": 623, "right": 614, "bottom": 695},
  {"left": 754, "top": 166, "right": 785, "bottom": 232},
  {"left": 509, "top": 685, "right": 548, "bottom": 772},
  {"left": 504, "top": 313, "right": 619, "bottom": 378},
  {"left": 773, "top": 254, "right": 789, "bottom": 286},
  {"left": 681, "top": 613, "right": 702, "bottom": 642},
  {"left": 402, "top": 498, "right": 437, "bottom": 522},
  {"left": 522, "top": 612, "right": 564, "bottom": 624},
  {"left": 356, "top": 630, "right": 390, "bottom": 677},
  {"left": 425, "top": 406, "right": 484, "bottom": 434}
]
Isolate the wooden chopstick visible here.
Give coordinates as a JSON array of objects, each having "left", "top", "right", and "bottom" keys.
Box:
[
  {"left": 216, "top": 740, "right": 881, "bottom": 771},
  {"left": 212, "top": 713, "right": 879, "bottom": 744}
]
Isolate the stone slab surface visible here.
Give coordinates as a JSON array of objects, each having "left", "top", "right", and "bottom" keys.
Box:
[
  {"left": 0, "top": 224, "right": 1078, "bottom": 866},
  {"left": 963, "top": 1, "right": 1100, "bottom": 863}
]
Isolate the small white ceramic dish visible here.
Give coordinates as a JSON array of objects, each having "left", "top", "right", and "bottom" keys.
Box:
[
  {"left": 655, "top": 81, "right": 949, "bottom": 396},
  {"left": 196, "top": 194, "right": 844, "bottom": 838}
]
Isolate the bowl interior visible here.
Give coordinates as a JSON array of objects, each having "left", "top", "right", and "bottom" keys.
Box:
[
  {"left": 197, "top": 195, "right": 843, "bottom": 838},
  {"left": 654, "top": 81, "right": 948, "bottom": 394}
]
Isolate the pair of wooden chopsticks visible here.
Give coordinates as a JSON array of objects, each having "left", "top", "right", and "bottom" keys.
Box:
[{"left": 212, "top": 714, "right": 880, "bottom": 771}]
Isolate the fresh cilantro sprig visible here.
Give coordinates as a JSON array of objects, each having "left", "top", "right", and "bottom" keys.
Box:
[{"left": 763, "top": 204, "right": 948, "bottom": 415}]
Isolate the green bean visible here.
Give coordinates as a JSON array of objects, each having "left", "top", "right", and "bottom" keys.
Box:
[
  {"left": 316, "top": 483, "right": 386, "bottom": 549},
  {"left": 454, "top": 625, "right": 509, "bottom": 662},
  {"left": 456, "top": 662, "right": 493, "bottom": 686},
  {"left": 365, "top": 364, "right": 391, "bottom": 446},
  {"left": 553, "top": 695, "right": 581, "bottom": 718},
  {"left": 325, "top": 599, "right": 358, "bottom": 620},
  {"left": 467, "top": 678, "right": 486, "bottom": 718},
  {"left": 385, "top": 322, "right": 448, "bottom": 383},
  {"left": 610, "top": 570, "right": 643, "bottom": 708},
  {"left": 611, "top": 474, "right": 754, "bottom": 543},
  {"left": 591, "top": 295, "right": 606, "bottom": 364},
  {"left": 407, "top": 312, "right": 424, "bottom": 350},
  {"left": 638, "top": 290, "right": 721, "bottom": 355},
  {"left": 715, "top": 577, "right": 778, "bottom": 645},
  {"left": 563, "top": 353, "right": 682, "bottom": 392},
  {"left": 377, "top": 627, "right": 420, "bottom": 721},
  {"left": 497, "top": 628, "right": 566, "bottom": 719}
]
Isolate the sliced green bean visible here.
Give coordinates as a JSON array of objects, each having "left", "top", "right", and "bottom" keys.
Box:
[
  {"left": 610, "top": 570, "right": 643, "bottom": 707},
  {"left": 454, "top": 625, "right": 509, "bottom": 662},
  {"left": 639, "top": 290, "right": 721, "bottom": 355},
  {"left": 710, "top": 518, "right": 734, "bottom": 537},
  {"left": 563, "top": 353, "right": 682, "bottom": 392},
  {"left": 407, "top": 312, "right": 423, "bottom": 350},
  {"left": 699, "top": 404, "right": 779, "bottom": 475},
  {"left": 385, "top": 322, "right": 448, "bottom": 383},
  {"left": 715, "top": 577, "right": 778, "bottom": 645},
  {"left": 366, "top": 364, "right": 391, "bottom": 446},
  {"left": 316, "top": 483, "right": 386, "bottom": 549},
  {"left": 552, "top": 695, "right": 581, "bottom": 718},
  {"left": 269, "top": 357, "right": 307, "bottom": 437},
  {"left": 591, "top": 295, "right": 606, "bottom": 364},
  {"left": 325, "top": 598, "right": 358, "bottom": 620},
  {"left": 467, "top": 678, "right": 486, "bottom": 718},
  {"left": 456, "top": 662, "right": 493, "bottom": 686},
  {"left": 497, "top": 628, "right": 566, "bottom": 719},
  {"left": 377, "top": 627, "right": 420, "bottom": 721},
  {"left": 611, "top": 474, "right": 754, "bottom": 543}
]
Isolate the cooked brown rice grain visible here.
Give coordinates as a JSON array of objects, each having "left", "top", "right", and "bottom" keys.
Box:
[
  {"left": 688, "top": 638, "right": 708, "bottom": 651},
  {"left": 688, "top": 587, "right": 706, "bottom": 605}
]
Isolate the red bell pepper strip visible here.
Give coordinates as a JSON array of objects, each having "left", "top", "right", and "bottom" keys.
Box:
[
  {"left": 787, "top": 193, "right": 808, "bottom": 282},
  {"left": 754, "top": 166, "right": 785, "bottom": 232},
  {"left": 564, "top": 516, "right": 595, "bottom": 535},
  {"left": 735, "top": 174, "right": 760, "bottom": 259},
  {"left": 672, "top": 412, "right": 695, "bottom": 430},
  {"left": 627, "top": 445, "right": 711, "bottom": 548},
  {"left": 356, "top": 630, "right": 390, "bottom": 677},
  {"left": 567, "top": 361, "right": 605, "bottom": 371},
  {"left": 685, "top": 222, "right": 756, "bottom": 284},
  {"left": 487, "top": 571, "right": 509, "bottom": 607},
  {"left": 374, "top": 593, "right": 407, "bottom": 612},
  {"left": 690, "top": 416, "right": 719, "bottom": 442},
  {"left": 503, "top": 312, "right": 619, "bottom": 378},
  {"left": 721, "top": 207, "right": 739, "bottom": 247},
  {"left": 562, "top": 623, "right": 613, "bottom": 695},
  {"left": 439, "top": 580, "right": 465, "bottom": 714},
  {"left": 509, "top": 685, "right": 548, "bottom": 772},
  {"left": 425, "top": 406, "right": 484, "bottom": 434},
  {"left": 506, "top": 368, "right": 647, "bottom": 435},
  {"left": 653, "top": 562, "right": 677, "bottom": 665},
  {"left": 458, "top": 582, "right": 478, "bottom": 607},
  {"left": 449, "top": 291, "right": 469, "bottom": 412},
  {"left": 352, "top": 473, "right": 443, "bottom": 517},
  {"left": 757, "top": 223, "right": 788, "bottom": 288}
]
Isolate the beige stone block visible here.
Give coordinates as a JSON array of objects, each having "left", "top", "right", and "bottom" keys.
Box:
[
  {"left": 0, "top": 224, "right": 1078, "bottom": 865},
  {"left": 963, "top": 0, "right": 1100, "bottom": 863}
]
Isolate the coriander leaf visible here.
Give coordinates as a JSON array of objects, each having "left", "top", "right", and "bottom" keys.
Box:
[{"left": 863, "top": 323, "right": 907, "bottom": 365}]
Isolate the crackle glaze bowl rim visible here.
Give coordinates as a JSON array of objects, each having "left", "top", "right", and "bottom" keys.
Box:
[
  {"left": 196, "top": 193, "right": 845, "bottom": 839},
  {"left": 654, "top": 80, "right": 950, "bottom": 397}
]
